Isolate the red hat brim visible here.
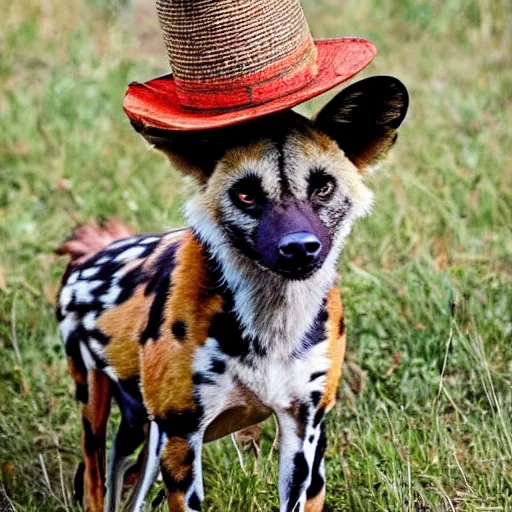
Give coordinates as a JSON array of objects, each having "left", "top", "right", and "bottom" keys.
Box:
[{"left": 123, "top": 38, "right": 376, "bottom": 132}]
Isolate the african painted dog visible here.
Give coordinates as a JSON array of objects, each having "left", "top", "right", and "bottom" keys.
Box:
[{"left": 56, "top": 76, "right": 408, "bottom": 511}]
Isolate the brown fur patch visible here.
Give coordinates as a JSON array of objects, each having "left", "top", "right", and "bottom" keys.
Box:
[
  {"left": 305, "top": 485, "right": 326, "bottom": 512},
  {"left": 161, "top": 437, "right": 193, "bottom": 481},
  {"left": 320, "top": 287, "right": 346, "bottom": 411},
  {"left": 204, "top": 384, "right": 272, "bottom": 443},
  {"left": 67, "top": 356, "right": 87, "bottom": 386},
  {"left": 166, "top": 492, "right": 187, "bottom": 512},
  {"left": 352, "top": 128, "right": 396, "bottom": 171},
  {"left": 294, "top": 128, "right": 339, "bottom": 158},
  {"left": 220, "top": 142, "right": 267, "bottom": 172},
  {"left": 98, "top": 230, "right": 190, "bottom": 381},
  {"left": 81, "top": 370, "right": 112, "bottom": 512},
  {"left": 141, "top": 234, "right": 223, "bottom": 416},
  {"left": 99, "top": 284, "right": 151, "bottom": 380}
]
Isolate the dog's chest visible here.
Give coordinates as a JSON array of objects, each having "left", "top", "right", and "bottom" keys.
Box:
[{"left": 193, "top": 336, "right": 330, "bottom": 431}]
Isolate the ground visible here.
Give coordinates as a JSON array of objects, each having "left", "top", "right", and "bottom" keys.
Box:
[{"left": 0, "top": 0, "right": 511, "bottom": 510}]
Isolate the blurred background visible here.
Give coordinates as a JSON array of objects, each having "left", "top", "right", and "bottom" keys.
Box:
[{"left": 0, "top": 0, "right": 511, "bottom": 510}]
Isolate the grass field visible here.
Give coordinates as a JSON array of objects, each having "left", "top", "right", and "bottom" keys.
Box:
[{"left": 1, "top": 0, "right": 511, "bottom": 510}]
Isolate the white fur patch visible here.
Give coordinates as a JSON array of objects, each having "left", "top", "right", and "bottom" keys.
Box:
[
  {"left": 67, "top": 271, "right": 79, "bottom": 285},
  {"left": 79, "top": 342, "right": 96, "bottom": 371},
  {"left": 59, "top": 285, "right": 73, "bottom": 312},
  {"left": 81, "top": 266, "right": 99, "bottom": 279},
  {"left": 59, "top": 314, "right": 77, "bottom": 344},
  {"left": 100, "top": 283, "right": 122, "bottom": 305},
  {"left": 108, "top": 237, "right": 136, "bottom": 250},
  {"left": 82, "top": 311, "right": 97, "bottom": 331},
  {"left": 73, "top": 280, "right": 103, "bottom": 303},
  {"left": 114, "top": 245, "right": 146, "bottom": 263},
  {"left": 126, "top": 422, "right": 165, "bottom": 511},
  {"left": 140, "top": 236, "right": 159, "bottom": 245}
]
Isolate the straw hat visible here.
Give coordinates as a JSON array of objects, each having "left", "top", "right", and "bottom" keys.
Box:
[{"left": 124, "top": 0, "right": 376, "bottom": 131}]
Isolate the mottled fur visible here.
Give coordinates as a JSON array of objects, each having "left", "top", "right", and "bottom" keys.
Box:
[{"left": 57, "top": 76, "right": 408, "bottom": 511}]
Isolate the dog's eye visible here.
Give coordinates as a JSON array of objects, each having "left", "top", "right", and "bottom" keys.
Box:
[
  {"left": 313, "top": 181, "right": 334, "bottom": 199},
  {"left": 237, "top": 192, "right": 255, "bottom": 205},
  {"left": 308, "top": 170, "right": 336, "bottom": 202},
  {"left": 230, "top": 174, "right": 266, "bottom": 212}
]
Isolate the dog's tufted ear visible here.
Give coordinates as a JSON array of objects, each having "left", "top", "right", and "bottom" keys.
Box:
[
  {"left": 314, "top": 76, "right": 409, "bottom": 172},
  {"left": 130, "top": 123, "right": 231, "bottom": 183}
]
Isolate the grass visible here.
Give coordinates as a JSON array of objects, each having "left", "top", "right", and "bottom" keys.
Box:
[{"left": 0, "top": 0, "right": 511, "bottom": 510}]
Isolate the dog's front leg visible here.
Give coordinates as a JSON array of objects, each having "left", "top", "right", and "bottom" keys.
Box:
[
  {"left": 160, "top": 431, "right": 204, "bottom": 512},
  {"left": 276, "top": 404, "right": 327, "bottom": 512}
]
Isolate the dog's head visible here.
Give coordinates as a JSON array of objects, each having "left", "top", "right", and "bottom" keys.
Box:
[{"left": 134, "top": 76, "right": 408, "bottom": 280}]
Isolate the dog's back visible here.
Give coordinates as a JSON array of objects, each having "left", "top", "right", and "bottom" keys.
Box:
[{"left": 57, "top": 223, "right": 189, "bottom": 386}]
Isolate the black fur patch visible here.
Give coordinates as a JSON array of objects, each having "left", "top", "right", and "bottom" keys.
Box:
[
  {"left": 294, "top": 305, "right": 328, "bottom": 357},
  {"left": 208, "top": 312, "right": 250, "bottom": 357},
  {"left": 222, "top": 218, "right": 260, "bottom": 260},
  {"left": 188, "top": 491, "right": 202, "bottom": 511},
  {"left": 251, "top": 336, "right": 267, "bottom": 357},
  {"left": 339, "top": 315, "right": 345, "bottom": 335},
  {"left": 172, "top": 320, "right": 187, "bottom": 341},
  {"left": 118, "top": 377, "right": 144, "bottom": 403},
  {"left": 75, "top": 383, "right": 88, "bottom": 403},
  {"left": 287, "top": 451, "right": 309, "bottom": 512},
  {"left": 309, "top": 371, "right": 326, "bottom": 382},
  {"left": 202, "top": 250, "right": 226, "bottom": 294},
  {"left": 193, "top": 373, "right": 215, "bottom": 385},
  {"left": 210, "top": 359, "right": 226, "bottom": 374},
  {"left": 56, "top": 305, "right": 65, "bottom": 322},
  {"left": 140, "top": 274, "right": 171, "bottom": 345},
  {"left": 299, "top": 402, "right": 310, "bottom": 428},
  {"left": 72, "top": 461, "right": 85, "bottom": 504},
  {"left": 113, "top": 416, "right": 146, "bottom": 458},
  {"left": 115, "top": 377, "right": 146, "bottom": 430},
  {"left": 67, "top": 293, "right": 104, "bottom": 316},
  {"left": 145, "top": 242, "right": 178, "bottom": 296},
  {"left": 87, "top": 328, "right": 110, "bottom": 345},
  {"left": 65, "top": 330, "right": 88, "bottom": 384},
  {"left": 157, "top": 408, "right": 202, "bottom": 439},
  {"left": 195, "top": 238, "right": 264, "bottom": 360},
  {"left": 184, "top": 448, "right": 196, "bottom": 467},
  {"left": 313, "top": 407, "right": 325, "bottom": 429},
  {"left": 311, "top": 391, "right": 322, "bottom": 408},
  {"left": 116, "top": 265, "right": 148, "bottom": 304}
]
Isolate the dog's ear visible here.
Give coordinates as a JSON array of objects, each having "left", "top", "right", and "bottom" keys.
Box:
[
  {"left": 131, "top": 123, "right": 229, "bottom": 183},
  {"left": 314, "top": 76, "right": 409, "bottom": 172}
]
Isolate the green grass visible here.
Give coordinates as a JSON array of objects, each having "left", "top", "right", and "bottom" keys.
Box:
[{"left": 1, "top": 0, "right": 511, "bottom": 510}]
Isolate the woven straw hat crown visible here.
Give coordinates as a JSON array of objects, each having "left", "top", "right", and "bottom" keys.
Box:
[
  {"left": 123, "top": 0, "right": 377, "bottom": 130},
  {"left": 155, "top": 0, "right": 318, "bottom": 108}
]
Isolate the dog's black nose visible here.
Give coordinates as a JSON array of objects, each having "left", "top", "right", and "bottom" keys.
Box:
[{"left": 278, "top": 232, "right": 322, "bottom": 264}]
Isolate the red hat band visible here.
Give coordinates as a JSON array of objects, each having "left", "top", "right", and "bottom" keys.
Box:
[{"left": 173, "top": 41, "right": 318, "bottom": 112}]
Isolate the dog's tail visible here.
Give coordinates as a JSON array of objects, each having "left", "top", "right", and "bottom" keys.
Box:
[{"left": 56, "top": 219, "right": 133, "bottom": 266}]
